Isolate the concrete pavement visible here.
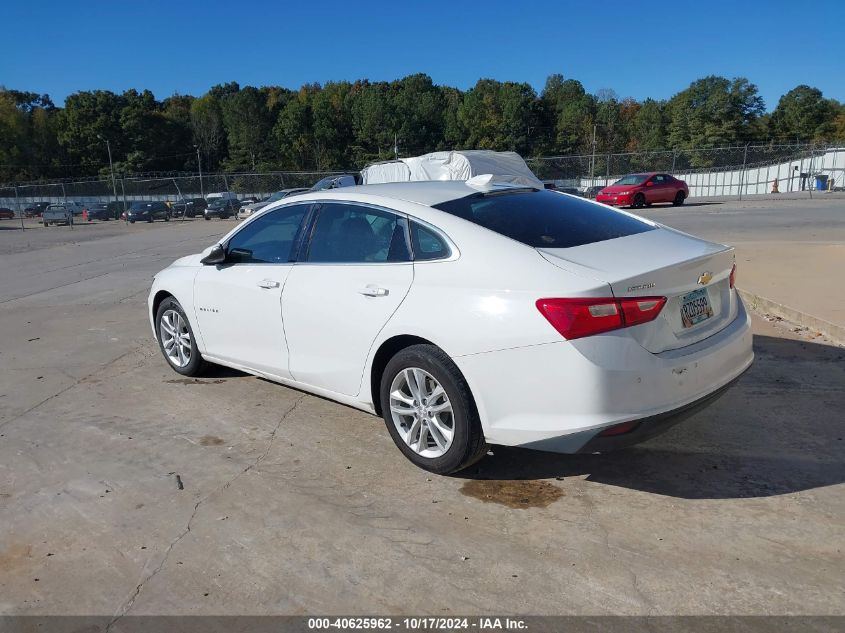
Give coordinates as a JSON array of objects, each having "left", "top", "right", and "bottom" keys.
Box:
[
  {"left": 639, "top": 197, "right": 845, "bottom": 344},
  {"left": 0, "top": 214, "right": 843, "bottom": 617}
]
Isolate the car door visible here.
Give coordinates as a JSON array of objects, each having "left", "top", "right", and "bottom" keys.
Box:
[
  {"left": 653, "top": 175, "right": 672, "bottom": 202},
  {"left": 192, "top": 203, "right": 311, "bottom": 377},
  {"left": 282, "top": 201, "right": 414, "bottom": 396}
]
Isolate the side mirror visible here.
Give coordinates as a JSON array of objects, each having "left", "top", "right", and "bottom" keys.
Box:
[
  {"left": 201, "top": 244, "right": 226, "bottom": 265},
  {"left": 646, "top": 181, "right": 654, "bottom": 187}
]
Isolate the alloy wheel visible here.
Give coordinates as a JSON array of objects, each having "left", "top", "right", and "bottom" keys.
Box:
[
  {"left": 159, "top": 309, "right": 192, "bottom": 368},
  {"left": 389, "top": 367, "right": 455, "bottom": 458}
]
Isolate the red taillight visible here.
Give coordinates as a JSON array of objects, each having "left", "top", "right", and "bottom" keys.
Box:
[
  {"left": 729, "top": 263, "right": 736, "bottom": 289},
  {"left": 536, "top": 296, "right": 667, "bottom": 340}
]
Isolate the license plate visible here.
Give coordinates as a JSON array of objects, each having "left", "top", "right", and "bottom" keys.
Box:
[{"left": 681, "top": 288, "right": 713, "bottom": 328}]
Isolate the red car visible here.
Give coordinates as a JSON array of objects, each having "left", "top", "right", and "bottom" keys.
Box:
[
  {"left": 0, "top": 207, "right": 15, "bottom": 220},
  {"left": 595, "top": 173, "right": 689, "bottom": 208}
]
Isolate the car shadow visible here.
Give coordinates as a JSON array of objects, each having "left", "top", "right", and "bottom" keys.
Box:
[{"left": 456, "top": 333, "right": 845, "bottom": 500}]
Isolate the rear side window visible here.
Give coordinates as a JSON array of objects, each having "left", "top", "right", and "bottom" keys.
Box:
[
  {"left": 410, "top": 222, "right": 450, "bottom": 261},
  {"left": 433, "top": 189, "right": 654, "bottom": 249}
]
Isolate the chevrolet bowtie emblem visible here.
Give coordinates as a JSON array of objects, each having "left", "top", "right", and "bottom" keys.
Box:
[{"left": 697, "top": 271, "right": 713, "bottom": 285}]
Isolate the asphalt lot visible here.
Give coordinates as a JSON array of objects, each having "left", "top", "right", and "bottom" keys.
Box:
[{"left": 0, "top": 207, "right": 843, "bottom": 617}]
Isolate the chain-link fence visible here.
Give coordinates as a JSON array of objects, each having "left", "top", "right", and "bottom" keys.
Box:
[
  {"left": 528, "top": 143, "right": 845, "bottom": 198},
  {"left": 2, "top": 144, "right": 844, "bottom": 219},
  {"left": 0, "top": 171, "right": 347, "bottom": 220}
]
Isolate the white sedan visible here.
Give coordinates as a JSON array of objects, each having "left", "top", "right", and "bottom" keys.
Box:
[{"left": 148, "top": 179, "right": 753, "bottom": 474}]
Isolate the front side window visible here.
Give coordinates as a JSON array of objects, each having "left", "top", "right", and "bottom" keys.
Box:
[
  {"left": 226, "top": 204, "right": 309, "bottom": 264},
  {"left": 433, "top": 189, "right": 654, "bottom": 249},
  {"left": 305, "top": 203, "right": 409, "bottom": 263}
]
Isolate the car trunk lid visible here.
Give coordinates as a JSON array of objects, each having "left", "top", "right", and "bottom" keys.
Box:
[{"left": 538, "top": 227, "right": 737, "bottom": 353}]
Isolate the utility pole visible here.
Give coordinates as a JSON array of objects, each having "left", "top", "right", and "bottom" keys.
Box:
[
  {"left": 590, "top": 124, "right": 597, "bottom": 180},
  {"left": 195, "top": 146, "right": 204, "bottom": 198},
  {"left": 98, "top": 135, "right": 119, "bottom": 215},
  {"left": 738, "top": 144, "right": 748, "bottom": 201},
  {"left": 394, "top": 134, "right": 399, "bottom": 160}
]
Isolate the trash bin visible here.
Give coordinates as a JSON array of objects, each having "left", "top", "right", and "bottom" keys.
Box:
[{"left": 815, "top": 175, "right": 829, "bottom": 190}]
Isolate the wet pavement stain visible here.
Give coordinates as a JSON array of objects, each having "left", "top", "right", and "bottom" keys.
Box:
[
  {"left": 199, "top": 435, "right": 225, "bottom": 446},
  {"left": 165, "top": 378, "right": 226, "bottom": 385},
  {"left": 460, "top": 479, "right": 564, "bottom": 509}
]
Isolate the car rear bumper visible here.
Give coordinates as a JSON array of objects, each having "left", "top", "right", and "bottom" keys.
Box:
[{"left": 453, "top": 295, "right": 754, "bottom": 453}]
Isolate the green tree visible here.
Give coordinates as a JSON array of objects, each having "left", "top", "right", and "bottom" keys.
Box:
[
  {"left": 666, "top": 76, "right": 764, "bottom": 150},
  {"left": 190, "top": 94, "right": 225, "bottom": 170},
  {"left": 769, "top": 85, "right": 838, "bottom": 142},
  {"left": 459, "top": 79, "right": 538, "bottom": 154},
  {"left": 540, "top": 74, "right": 595, "bottom": 154},
  {"left": 221, "top": 86, "right": 273, "bottom": 171}
]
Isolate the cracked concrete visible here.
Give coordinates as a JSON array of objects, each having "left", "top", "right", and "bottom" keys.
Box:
[{"left": 0, "top": 214, "right": 843, "bottom": 616}]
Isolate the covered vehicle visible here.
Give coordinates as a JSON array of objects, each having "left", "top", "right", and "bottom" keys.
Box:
[{"left": 362, "top": 150, "right": 544, "bottom": 189}]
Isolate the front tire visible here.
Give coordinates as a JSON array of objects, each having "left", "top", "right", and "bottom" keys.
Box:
[
  {"left": 673, "top": 191, "right": 686, "bottom": 206},
  {"left": 632, "top": 193, "right": 645, "bottom": 209},
  {"left": 155, "top": 297, "right": 206, "bottom": 376},
  {"left": 380, "top": 344, "right": 487, "bottom": 474}
]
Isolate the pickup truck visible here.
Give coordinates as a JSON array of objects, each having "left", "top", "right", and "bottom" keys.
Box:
[{"left": 42, "top": 204, "right": 75, "bottom": 226}]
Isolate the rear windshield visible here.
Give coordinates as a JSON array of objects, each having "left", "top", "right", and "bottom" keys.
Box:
[{"left": 433, "top": 189, "right": 654, "bottom": 249}]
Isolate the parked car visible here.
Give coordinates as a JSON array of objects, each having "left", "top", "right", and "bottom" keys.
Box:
[
  {"left": 0, "top": 208, "right": 15, "bottom": 220},
  {"left": 42, "top": 204, "right": 74, "bottom": 226},
  {"left": 556, "top": 187, "right": 581, "bottom": 196},
  {"left": 205, "top": 192, "right": 238, "bottom": 205},
  {"left": 309, "top": 174, "right": 361, "bottom": 191},
  {"left": 84, "top": 203, "right": 112, "bottom": 221},
  {"left": 596, "top": 173, "right": 689, "bottom": 208},
  {"left": 148, "top": 180, "right": 752, "bottom": 474},
  {"left": 584, "top": 185, "right": 604, "bottom": 199},
  {"left": 240, "top": 196, "right": 261, "bottom": 205},
  {"left": 204, "top": 198, "right": 240, "bottom": 220},
  {"left": 237, "top": 188, "right": 309, "bottom": 219},
  {"left": 106, "top": 201, "right": 126, "bottom": 219},
  {"left": 127, "top": 201, "right": 171, "bottom": 223},
  {"left": 170, "top": 198, "right": 207, "bottom": 218},
  {"left": 24, "top": 202, "right": 50, "bottom": 217}
]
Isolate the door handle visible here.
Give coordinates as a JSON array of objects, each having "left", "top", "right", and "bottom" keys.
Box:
[
  {"left": 257, "top": 279, "right": 280, "bottom": 289},
  {"left": 358, "top": 285, "right": 389, "bottom": 297}
]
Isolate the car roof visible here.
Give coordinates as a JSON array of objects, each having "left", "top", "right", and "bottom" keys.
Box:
[{"left": 289, "top": 180, "right": 530, "bottom": 207}]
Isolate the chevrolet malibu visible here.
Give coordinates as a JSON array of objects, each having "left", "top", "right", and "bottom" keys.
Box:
[
  {"left": 596, "top": 172, "right": 689, "bottom": 208},
  {"left": 148, "top": 179, "right": 752, "bottom": 474}
]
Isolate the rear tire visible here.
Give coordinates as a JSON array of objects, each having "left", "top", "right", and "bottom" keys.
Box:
[
  {"left": 43, "top": 221, "right": 48, "bottom": 227},
  {"left": 380, "top": 344, "right": 487, "bottom": 475},
  {"left": 632, "top": 193, "right": 645, "bottom": 209},
  {"left": 155, "top": 297, "right": 207, "bottom": 377},
  {"left": 673, "top": 191, "right": 686, "bottom": 206}
]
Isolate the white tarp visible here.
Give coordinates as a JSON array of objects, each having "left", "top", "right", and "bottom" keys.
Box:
[{"left": 362, "top": 150, "right": 543, "bottom": 189}]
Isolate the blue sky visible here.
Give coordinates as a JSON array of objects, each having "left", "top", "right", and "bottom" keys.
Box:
[{"left": 3, "top": 0, "right": 844, "bottom": 110}]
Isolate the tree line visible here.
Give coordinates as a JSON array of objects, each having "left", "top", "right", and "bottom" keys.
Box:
[{"left": 1, "top": 74, "right": 844, "bottom": 183}]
